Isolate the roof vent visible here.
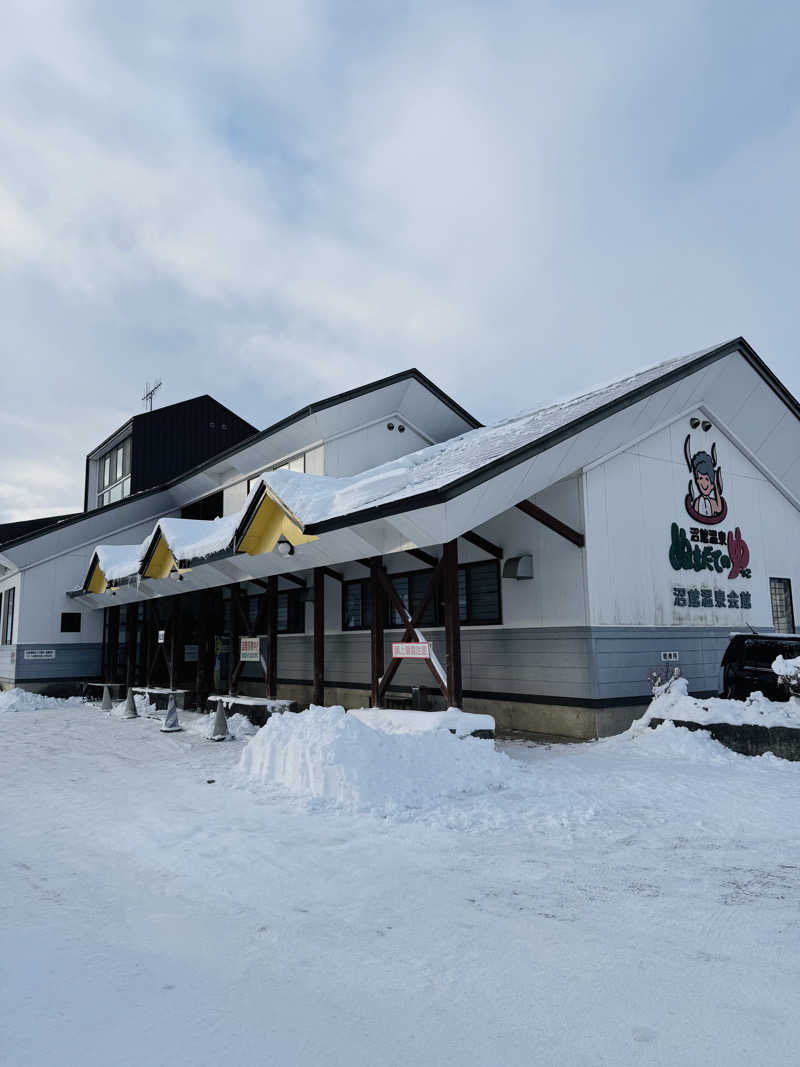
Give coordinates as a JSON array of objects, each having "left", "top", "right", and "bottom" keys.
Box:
[{"left": 502, "top": 554, "right": 533, "bottom": 581}]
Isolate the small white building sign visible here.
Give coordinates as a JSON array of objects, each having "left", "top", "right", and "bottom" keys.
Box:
[
  {"left": 24, "top": 649, "right": 56, "bottom": 660},
  {"left": 158, "top": 630, "right": 166, "bottom": 645},
  {"left": 391, "top": 642, "right": 432, "bottom": 659},
  {"left": 240, "top": 636, "right": 260, "bottom": 662}
]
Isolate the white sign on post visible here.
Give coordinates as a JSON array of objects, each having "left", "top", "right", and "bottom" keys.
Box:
[
  {"left": 158, "top": 630, "right": 166, "bottom": 645},
  {"left": 240, "top": 636, "right": 260, "bottom": 662},
  {"left": 391, "top": 642, "right": 432, "bottom": 660}
]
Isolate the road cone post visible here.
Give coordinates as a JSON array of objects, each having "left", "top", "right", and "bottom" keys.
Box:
[
  {"left": 101, "top": 685, "right": 112, "bottom": 711},
  {"left": 161, "top": 692, "right": 182, "bottom": 733},
  {"left": 123, "top": 688, "right": 139, "bottom": 719},
  {"left": 210, "top": 699, "right": 229, "bottom": 742}
]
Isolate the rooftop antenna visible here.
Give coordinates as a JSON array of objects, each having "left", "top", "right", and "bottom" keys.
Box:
[{"left": 142, "top": 379, "right": 163, "bottom": 412}]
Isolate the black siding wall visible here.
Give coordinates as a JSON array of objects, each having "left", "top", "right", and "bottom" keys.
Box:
[{"left": 130, "top": 396, "right": 257, "bottom": 495}]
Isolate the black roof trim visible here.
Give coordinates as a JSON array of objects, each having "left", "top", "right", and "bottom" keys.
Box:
[
  {"left": 233, "top": 481, "right": 267, "bottom": 551},
  {"left": 0, "top": 512, "right": 81, "bottom": 549},
  {"left": 303, "top": 338, "right": 799, "bottom": 536},
  {"left": 0, "top": 369, "right": 479, "bottom": 554}
]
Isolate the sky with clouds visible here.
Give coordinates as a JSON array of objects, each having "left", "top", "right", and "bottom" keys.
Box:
[{"left": 2, "top": 0, "right": 799, "bottom": 522}]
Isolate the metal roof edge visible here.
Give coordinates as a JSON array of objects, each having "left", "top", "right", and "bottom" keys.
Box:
[
  {"left": 304, "top": 338, "right": 790, "bottom": 536},
  {"left": 1, "top": 368, "right": 479, "bottom": 554}
]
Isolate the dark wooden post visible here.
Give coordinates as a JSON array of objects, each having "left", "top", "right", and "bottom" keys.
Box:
[
  {"left": 125, "top": 603, "right": 137, "bottom": 691},
  {"left": 442, "top": 539, "right": 463, "bottom": 708},
  {"left": 313, "top": 568, "right": 325, "bottom": 706},
  {"left": 266, "top": 575, "right": 278, "bottom": 700},
  {"left": 229, "top": 584, "right": 241, "bottom": 695},
  {"left": 107, "top": 605, "right": 120, "bottom": 684},
  {"left": 170, "top": 598, "right": 180, "bottom": 690},
  {"left": 196, "top": 591, "right": 210, "bottom": 711},
  {"left": 144, "top": 602, "right": 153, "bottom": 685},
  {"left": 370, "top": 556, "right": 384, "bottom": 707}
]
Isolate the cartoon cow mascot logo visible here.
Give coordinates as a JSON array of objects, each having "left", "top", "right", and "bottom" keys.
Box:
[{"left": 684, "top": 434, "right": 727, "bottom": 525}]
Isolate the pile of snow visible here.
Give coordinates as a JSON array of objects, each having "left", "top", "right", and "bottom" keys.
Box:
[
  {"left": 182, "top": 710, "right": 260, "bottom": 740},
  {"left": 109, "top": 692, "right": 156, "bottom": 718},
  {"left": 349, "top": 706, "right": 494, "bottom": 736},
  {"left": 772, "top": 654, "right": 800, "bottom": 680},
  {"left": 0, "top": 688, "right": 85, "bottom": 713},
  {"left": 236, "top": 704, "right": 511, "bottom": 817},
  {"left": 634, "top": 676, "right": 800, "bottom": 731}
]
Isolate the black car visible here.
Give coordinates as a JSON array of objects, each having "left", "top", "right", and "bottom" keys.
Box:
[{"left": 721, "top": 633, "right": 800, "bottom": 701}]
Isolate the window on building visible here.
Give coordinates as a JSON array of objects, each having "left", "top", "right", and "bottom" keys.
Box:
[
  {"left": 181, "top": 491, "right": 223, "bottom": 521},
  {"left": 770, "top": 578, "right": 795, "bottom": 633},
  {"left": 60, "top": 612, "right": 82, "bottom": 634},
  {"left": 459, "top": 560, "right": 502, "bottom": 625},
  {"left": 1, "top": 587, "right": 15, "bottom": 644},
  {"left": 97, "top": 437, "right": 132, "bottom": 508},
  {"left": 247, "top": 453, "right": 305, "bottom": 493},
  {"left": 341, "top": 560, "right": 501, "bottom": 631},
  {"left": 277, "top": 589, "right": 305, "bottom": 633},
  {"left": 343, "top": 579, "right": 372, "bottom": 630}
]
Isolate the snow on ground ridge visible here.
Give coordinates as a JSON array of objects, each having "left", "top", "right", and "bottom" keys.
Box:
[{"left": 236, "top": 703, "right": 513, "bottom": 819}]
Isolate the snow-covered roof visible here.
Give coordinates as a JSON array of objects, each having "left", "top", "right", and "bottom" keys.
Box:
[{"left": 261, "top": 343, "right": 722, "bottom": 533}]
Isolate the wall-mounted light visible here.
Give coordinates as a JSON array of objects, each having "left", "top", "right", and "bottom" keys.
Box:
[
  {"left": 398, "top": 424, "right": 405, "bottom": 433},
  {"left": 701, "top": 420, "right": 712, "bottom": 432},
  {"left": 502, "top": 554, "right": 533, "bottom": 580},
  {"left": 690, "top": 417, "right": 701, "bottom": 429},
  {"left": 386, "top": 422, "right": 395, "bottom": 431},
  {"left": 276, "top": 537, "right": 294, "bottom": 557}
]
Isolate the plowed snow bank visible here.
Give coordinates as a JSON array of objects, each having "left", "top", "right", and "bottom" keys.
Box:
[{"left": 236, "top": 704, "right": 511, "bottom": 816}]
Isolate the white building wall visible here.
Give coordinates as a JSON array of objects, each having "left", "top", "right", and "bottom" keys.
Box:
[
  {"left": 323, "top": 418, "right": 429, "bottom": 477},
  {"left": 583, "top": 415, "right": 800, "bottom": 629}
]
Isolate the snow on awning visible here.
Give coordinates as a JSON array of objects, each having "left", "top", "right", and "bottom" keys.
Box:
[
  {"left": 83, "top": 542, "right": 149, "bottom": 593},
  {"left": 234, "top": 481, "right": 317, "bottom": 556},
  {"left": 81, "top": 477, "right": 316, "bottom": 595}
]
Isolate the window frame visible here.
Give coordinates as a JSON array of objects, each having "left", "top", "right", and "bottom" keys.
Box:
[
  {"left": 769, "top": 577, "right": 796, "bottom": 634},
  {"left": 60, "top": 612, "right": 82, "bottom": 634},
  {"left": 247, "top": 452, "right": 306, "bottom": 494},
  {"left": 1, "top": 587, "right": 15, "bottom": 645},
  {"left": 96, "top": 436, "right": 132, "bottom": 509},
  {"left": 277, "top": 588, "right": 306, "bottom": 634},
  {"left": 341, "top": 560, "right": 502, "bottom": 631}
]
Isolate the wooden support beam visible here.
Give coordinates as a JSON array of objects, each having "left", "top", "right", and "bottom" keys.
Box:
[
  {"left": 313, "top": 568, "right": 325, "bottom": 705},
  {"left": 169, "top": 599, "right": 179, "bottom": 690},
  {"left": 321, "top": 566, "right": 343, "bottom": 583},
  {"left": 515, "top": 499, "right": 585, "bottom": 547},
  {"left": 125, "top": 603, "right": 137, "bottom": 689},
  {"left": 408, "top": 548, "right": 439, "bottom": 569},
  {"left": 375, "top": 558, "right": 446, "bottom": 703},
  {"left": 281, "top": 572, "right": 307, "bottom": 589},
  {"left": 461, "top": 529, "right": 503, "bottom": 559},
  {"left": 107, "top": 605, "right": 120, "bottom": 684},
  {"left": 230, "top": 585, "right": 242, "bottom": 694},
  {"left": 196, "top": 592, "right": 211, "bottom": 712},
  {"left": 369, "top": 557, "right": 384, "bottom": 708},
  {"left": 442, "top": 539, "right": 463, "bottom": 708},
  {"left": 266, "top": 575, "right": 277, "bottom": 700},
  {"left": 144, "top": 603, "right": 153, "bottom": 686}
]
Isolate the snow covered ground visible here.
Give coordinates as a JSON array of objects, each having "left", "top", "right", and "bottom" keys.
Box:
[{"left": 3, "top": 695, "right": 800, "bottom": 1066}]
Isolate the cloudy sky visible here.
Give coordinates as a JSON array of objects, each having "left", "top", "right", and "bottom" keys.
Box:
[{"left": 2, "top": 1, "right": 799, "bottom": 522}]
